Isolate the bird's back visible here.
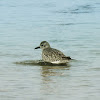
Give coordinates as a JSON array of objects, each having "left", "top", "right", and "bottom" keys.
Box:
[{"left": 42, "top": 48, "right": 70, "bottom": 64}]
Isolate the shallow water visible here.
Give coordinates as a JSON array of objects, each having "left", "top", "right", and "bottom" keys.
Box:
[{"left": 0, "top": 0, "right": 100, "bottom": 100}]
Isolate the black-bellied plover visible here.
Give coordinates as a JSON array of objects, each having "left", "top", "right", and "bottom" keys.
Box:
[{"left": 35, "top": 41, "right": 71, "bottom": 64}]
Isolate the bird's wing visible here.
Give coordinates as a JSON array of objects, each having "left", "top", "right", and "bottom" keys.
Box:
[
  {"left": 47, "top": 48, "right": 71, "bottom": 60},
  {"left": 43, "top": 48, "right": 66, "bottom": 58}
]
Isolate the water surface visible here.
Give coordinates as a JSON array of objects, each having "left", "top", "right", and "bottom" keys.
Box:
[{"left": 0, "top": 0, "right": 100, "bottom": 100}]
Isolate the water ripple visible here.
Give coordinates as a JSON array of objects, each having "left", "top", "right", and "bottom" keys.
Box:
[
  {"left": 15, "top": 60, "right": 71, "bottom": 66},
  {"left": 55, "top": 4, "right": 95, "bottom": 14}
]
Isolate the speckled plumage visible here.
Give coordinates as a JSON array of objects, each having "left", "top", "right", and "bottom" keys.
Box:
[{"left": 35, "top": 41, "right": 71, "bottom": 64}]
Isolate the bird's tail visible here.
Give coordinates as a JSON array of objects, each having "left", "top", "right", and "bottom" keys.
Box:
[{"left": 62, "top": 56, "right": 72, "bottom": 60}]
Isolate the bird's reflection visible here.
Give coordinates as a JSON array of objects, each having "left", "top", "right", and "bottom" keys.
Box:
[
  {"left": 40, "top": 64, "right": 70, "bottom": 94},
  {"left": 15, "top": 60, "right": 70, "bottom": 78},
  {"left": 15, "top": 60, "right": 71, "bottom": 94},
  {"left": 41, "top": 64, "right": 70, "bottom": 83},
  {"left": 41, "top": 65, "right": 70, "bottom": 77}
]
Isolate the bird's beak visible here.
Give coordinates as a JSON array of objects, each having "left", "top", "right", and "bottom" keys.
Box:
[{"left": 35, "top": 46, "right": 40, "bottom": 49}]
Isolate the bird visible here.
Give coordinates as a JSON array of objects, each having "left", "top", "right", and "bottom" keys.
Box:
[{"left": 35, "top": 41, "right": 71, "bottom": 64}]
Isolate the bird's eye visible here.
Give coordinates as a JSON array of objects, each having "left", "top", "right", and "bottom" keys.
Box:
[{"left": 41, "top": 45, "right": 43, "bottom": 46}]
